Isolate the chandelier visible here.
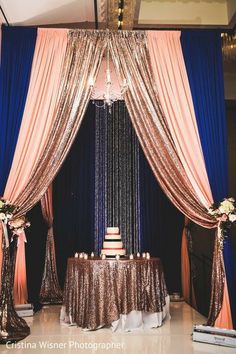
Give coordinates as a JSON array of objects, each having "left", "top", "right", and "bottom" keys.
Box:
[
  {"left": 222, "top": 31, "right": 236, "bottom": 62},
  {"left": 89, "top": 44, "right": 128, "bottom": 113}
]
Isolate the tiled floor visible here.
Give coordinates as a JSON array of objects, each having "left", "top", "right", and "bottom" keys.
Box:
[{"left": 0, "top": 302, "right": 235, "bottom": 354}]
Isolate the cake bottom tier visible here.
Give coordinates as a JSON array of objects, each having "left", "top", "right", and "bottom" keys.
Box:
[{"left": 101, "top": 249, "right": 126, "bottom": 257}]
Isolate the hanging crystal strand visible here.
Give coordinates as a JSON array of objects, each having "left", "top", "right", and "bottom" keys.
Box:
[
  {"left": 39, "top": 226, "right": 62, "bottom": 304},
  {"left": 0, "top": 224, "right": 30, "bottom": 343}
]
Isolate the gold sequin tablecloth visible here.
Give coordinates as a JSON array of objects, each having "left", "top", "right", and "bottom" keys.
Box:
[{"left": 62, "top": 257, "right": 169, "bottom": 330}]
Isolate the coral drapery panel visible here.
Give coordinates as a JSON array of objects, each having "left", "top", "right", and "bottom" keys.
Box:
[
  {"left": 4, "top": 28, "right": 69, "bottom": 304},
  {"left": 13, "top": 232, "right": 27, "bottom": 304},
  {"left": 146, "top": 31, "right": 213, "bottom": 208}
]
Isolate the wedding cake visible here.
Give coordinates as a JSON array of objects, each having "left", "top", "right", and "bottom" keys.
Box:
[{"left": 101, "top": 227, "right": 126, "bottom": 258}]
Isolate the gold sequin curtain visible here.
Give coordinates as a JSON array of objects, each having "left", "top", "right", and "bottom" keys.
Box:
[
  {"left": 40, "top": 184, "right": 62, "bottom": 304},
  {"left": 13, "top": 30, "right": 106, "bottom": 217},
  {"left": 109, "top": 31, "right": 223, "bottom": 326}
]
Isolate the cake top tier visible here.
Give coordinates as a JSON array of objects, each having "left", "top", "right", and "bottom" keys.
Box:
[{"left": 107, "top": 227, "right": 119, "bottom": 234}]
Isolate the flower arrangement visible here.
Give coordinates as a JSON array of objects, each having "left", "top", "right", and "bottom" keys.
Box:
[
  {"left": 8, "top": 216, "right": 31, "bottom": 235},
  {"left": 208, "top": 197, "right": 236, "bottom": 240},
  {"left": 0, "top": 198, "right": 15, "bottom": 223}
]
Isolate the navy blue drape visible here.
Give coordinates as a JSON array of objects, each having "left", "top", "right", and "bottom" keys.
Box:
[
  {"left": 53, "top": 104, "right": 95, "bottom": 288},
  {"left": 181, "top": 30, "right": 227, "bottom": 203},
  {"left": 0, "top": 25, "right": 37, "bottom": 195},
  {"left": 181, "top": 30, "right": 236, "bottom": 326}
]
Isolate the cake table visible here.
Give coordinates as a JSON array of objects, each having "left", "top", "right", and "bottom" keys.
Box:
[{"left": 60, "top": 257, "right": 170, "bottom": 331}]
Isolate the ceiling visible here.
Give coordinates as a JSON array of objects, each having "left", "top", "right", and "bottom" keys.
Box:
[{"left": 0, "top": 0, "right": 235, "bottom": 29}]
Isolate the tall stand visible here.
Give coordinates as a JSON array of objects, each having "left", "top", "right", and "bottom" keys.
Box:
[{"left": 0, "top": 232, "right": 30, "bottom": 343}]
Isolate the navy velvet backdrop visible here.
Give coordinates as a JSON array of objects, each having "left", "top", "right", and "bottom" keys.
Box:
[{"left": 0, "top": 26, "right": 36, "bottom": 194}]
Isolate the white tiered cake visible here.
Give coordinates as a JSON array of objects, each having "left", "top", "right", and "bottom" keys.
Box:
[{"left": 101, "top": 227, "right": 126, "bottom": 258}]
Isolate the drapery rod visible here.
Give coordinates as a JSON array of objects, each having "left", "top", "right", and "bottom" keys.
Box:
[{"left": 0, "top": 6, "right": 10, "bottom": 26}]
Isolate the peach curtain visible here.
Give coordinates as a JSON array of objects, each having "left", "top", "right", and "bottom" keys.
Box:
[
  {"left": 215, "top": 280, "right": 233, "bottom": 329},
  {"left": 4, "top": 28, "right": 69, "bottom": 304},
  {"left": 147, "top": 31, "right": 232, "bottom": 329},
  {"left": 147, "top": 31, "right": 213, "bottom": 208},
  {"left": 5, "top": 30, "right": 106, "bottom": 216},
  {"left": 4, "top": 29, "right": 68, "bottom": 202},
  {"left": 148, "top": 30, "right": 204, "bottom": 313},
  {"left": 4, "top": 29, "right": 106, "bottom": 304},
  {"left": 13, "top": 232, "right": 27, "bottom": 304}
]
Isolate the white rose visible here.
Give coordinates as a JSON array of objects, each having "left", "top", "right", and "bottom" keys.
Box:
[
  {"left": 219, "top": 200, "right": 235, "bottom": 215},
  {"left": 0, "top": 213, "right": 6, "bottom": 220},
  {"left": 229, "top": 214, "right": 236, "bottom": 222}
]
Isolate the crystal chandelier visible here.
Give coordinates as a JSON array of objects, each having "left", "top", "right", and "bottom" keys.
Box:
[
  {"left": 222, "top": 31, "right": 236, "bottom": 62},
  {"left": 89, "top": 44, "right": 128, "bottom": 113}
]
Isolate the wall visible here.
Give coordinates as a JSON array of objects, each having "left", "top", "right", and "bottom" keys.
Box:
[{"left": 139, "top": 0, "right": 228, "bottom": 26}]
